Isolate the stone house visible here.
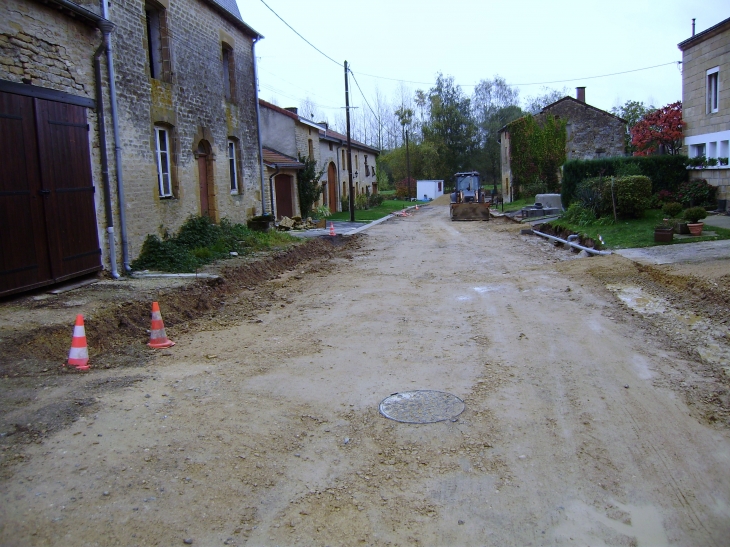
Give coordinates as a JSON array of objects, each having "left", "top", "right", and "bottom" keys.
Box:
[
  {"left": 318, "top": 125, "right": 379, "bottom": 212},
  {"left": 1, "top": 0, "right": 110, "bottom": 296},
  {"left": 258, "top": 100, "right": 321, "bottom": 219},
  {"left": 0, "top": 0, "right": 265, "bottom": 296},
  {"left": 678, "top": 16, "right": 730, "bottom": 210},
  {"left": 499, "top": 87, "right": 625, "bottom": 201}
]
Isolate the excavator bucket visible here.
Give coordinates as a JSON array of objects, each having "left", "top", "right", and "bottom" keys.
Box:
[{"left": 450, "top": 202, "right": 491, "bottom": 221}]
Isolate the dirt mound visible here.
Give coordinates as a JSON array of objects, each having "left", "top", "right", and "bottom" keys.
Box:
[{"left": 431, "top": 194, "right": 451, "bottom": 206}]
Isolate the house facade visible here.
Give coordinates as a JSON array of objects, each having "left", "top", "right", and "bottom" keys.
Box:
[
  {"left": 499, "top": 88, "right": 625, "bottom": 201},
  {"left": 1, "top": 0, "right": 109, "bottom": 296},
  {"left": 678, "top": 17, "right": 730, "bottom": 210},
  {"left": 0, "top": 0, "right": 265, "bottom": 296},
  {"left": 258, "top": 100, "right": 322, "bottom": 219},
  {"left": 318, "top": 126, "right": 379, "bottom": 212}
]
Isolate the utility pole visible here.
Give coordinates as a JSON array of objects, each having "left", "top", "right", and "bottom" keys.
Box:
[
  {"left": 344, "top": 61, "right": 355, "bottom": 222},
  {"left": 405, "top": 127, "right": 411, "bottom": 199}
]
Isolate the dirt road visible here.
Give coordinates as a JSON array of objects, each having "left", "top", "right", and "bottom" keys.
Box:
[{"left": 1, "top": 204, "right": 729, "bottom": 546}]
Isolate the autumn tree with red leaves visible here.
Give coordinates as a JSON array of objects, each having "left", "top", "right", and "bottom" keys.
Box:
[{"left": 629, "top": 101, "right": 685, "bottom": 156}]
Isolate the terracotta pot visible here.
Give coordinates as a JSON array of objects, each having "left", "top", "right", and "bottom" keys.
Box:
[{"left": 687, "top": 222, "right": 704, "bottom": 236}]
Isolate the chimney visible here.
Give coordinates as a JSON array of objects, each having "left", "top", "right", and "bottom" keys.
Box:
[
  {"left": 576, "top": 87, "right": 586, "bottom": 103},
  {"left": 284, "top": 107, "right": 298, "bottom": 115},
  {"left": 692, "top": 18, "right": 696, "bottom": 36}
]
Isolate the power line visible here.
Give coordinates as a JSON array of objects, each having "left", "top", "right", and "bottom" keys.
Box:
[
  {"left": 258, "top": 0, "right": 341, "bottom": 67},
  {"left": 349, "top": 69, "right": 380, "bottom": 124},
  {"left": 510, "top": 61, "right": 679, "bottom": 86}
]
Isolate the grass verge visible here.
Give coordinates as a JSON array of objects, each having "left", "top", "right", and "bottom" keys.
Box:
[
  {"left": 546, "top": 209, "right": 730, "bottom": 249},
  {"left": 328, "top": 199, "right": 423, "bottom": 222}
]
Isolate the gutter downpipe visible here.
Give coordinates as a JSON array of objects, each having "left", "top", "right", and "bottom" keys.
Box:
[
  {"left": 93, "top": 20, "right": 119, "bottom": 279},
  {"left": 253, "top": 37, "right": 267, "bottom": 214},
  {"left": 532, "top": 229, "right": 612, "bottom": 256},
  {"left": 101, "top": 0, "right": 130, "bottom": 272},
  {"left": 268, "top": 164, "right": 279, "bottom": 218}
]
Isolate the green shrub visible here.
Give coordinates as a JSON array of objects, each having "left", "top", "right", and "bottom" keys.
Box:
[
  {"left": 613, "top": 175, "right": 652, "bottom": 218},
  {"left": 661, "top": 202, "right": 683, "bottom": 218},
  {"left": 573, "top": 175, "right": 651, "bottom": 219},
  {"left": 355, "top": 193, "right": 368, "bottom": 210},
  {"left": 676, "top": 179, "right": 717, "bottom": 207},
  {"left": 683, "top": 206, "right": 708, "bottom": 223},
  {"left": 561, "top": 203, "right": 597, "bottom": 226},
  {"left": 130, "top": 214, "right": 296, "bottom": 273},
  {"left": 562, "top": 155, "right": 689, "bottom": 207},
  {"left": 368, "top": 194, "right": 386, "bottom": 207}
]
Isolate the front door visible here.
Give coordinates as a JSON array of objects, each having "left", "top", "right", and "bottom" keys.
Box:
[
  {"left": 327, "top": 162, "right": 337, "bottom": 211},
  {"left": 197, "top": 143, "right": 209, "bottom": 217},
  {"left": 274, "top": 174, "right": 293, "bottom": 219}
]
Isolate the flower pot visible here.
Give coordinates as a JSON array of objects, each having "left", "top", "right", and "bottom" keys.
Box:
[
  {"left": 687, "top": 222, "right": 704, "bottom": 236},
  {"left": 674, "top": 221, "right": 690, "bottom": 235},
  {"left": 654, "top": 228, "right": 674, "bottom": 243}
]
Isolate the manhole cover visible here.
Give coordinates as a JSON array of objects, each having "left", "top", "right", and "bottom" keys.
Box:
[{"left": 379, "top": 390, "right": 465, "bottom": 424}]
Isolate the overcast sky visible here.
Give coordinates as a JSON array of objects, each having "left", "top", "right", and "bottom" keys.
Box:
[{"left": 238, "top": 0, "right": 727, "bottom": 123}]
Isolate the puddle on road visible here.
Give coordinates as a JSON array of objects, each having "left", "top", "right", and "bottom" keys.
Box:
[{"left": 555, "top": 500, "right": 669, "bottom": 546}]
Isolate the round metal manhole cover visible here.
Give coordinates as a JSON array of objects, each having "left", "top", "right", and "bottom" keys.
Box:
[{"left": 379, "top": 390, "right": 465, "bottom": 424}]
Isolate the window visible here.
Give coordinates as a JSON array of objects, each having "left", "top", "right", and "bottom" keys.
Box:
[
  {"left": 372, "top": 165, "right": 376, "bottom": 176},
  {"left": 228, "top": 140, "right": 239, "bottom": 193},
  {"left": 707, "top": 67, "right": 719, "bottom": 113},
  {"left": 355, "top": 154, "right": 359, "bottom": 170},
  {"left": 308, "top": 138, "right": 314, "bottom": 158},
  {"left": 155, "top": 126, "right": 173, "bottom": 197},
  {"left": 328, "top": 142, "right": 333, "bottom": 151},
  {"left": 145, "top": 2, "right": 171, "bottom": 82},
  {"left": 341, "top": 149, "right": 346, "bottom": 168},
  {"left": 690, "top": 143, "right": 706, "bottom": 158},
  {"left": 222, "top": 45, "right": 235, "bottom": 101}
]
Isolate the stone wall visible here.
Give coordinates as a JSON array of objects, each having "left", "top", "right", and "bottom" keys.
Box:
[
  {"left": 109, "top": 0, "right": 262, "bottom": 259},
  {"left": 540, "top": 98, "right": 625, "bottom": 161},
  {"left": 0, "top": 0, "right": 111, "bottom": 264}
]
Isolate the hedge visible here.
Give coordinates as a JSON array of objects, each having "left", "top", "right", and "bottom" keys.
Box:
[
  {"left": 575, "top": 175, "right": 652, "bottom": 219},
  {"left": 562, "top": 155, "right": 689, "bottom": 207}
]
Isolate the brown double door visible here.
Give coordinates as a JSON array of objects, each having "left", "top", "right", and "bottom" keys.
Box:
[{"left": 0, "top": 91, "right": 101, "bottom": 297}]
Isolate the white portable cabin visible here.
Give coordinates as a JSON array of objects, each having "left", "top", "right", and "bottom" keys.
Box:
[{"left": 416, "top": 180, "right": 444, "bottom": 201}]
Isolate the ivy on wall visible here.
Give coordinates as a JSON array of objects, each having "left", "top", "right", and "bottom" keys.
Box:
[{"left": 509, "top": 114, "right": 567, "bottom": 197}]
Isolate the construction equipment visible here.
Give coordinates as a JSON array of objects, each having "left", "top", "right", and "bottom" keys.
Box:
[{"left": 449, "top": 171, "right": 490, "bottom": 220}]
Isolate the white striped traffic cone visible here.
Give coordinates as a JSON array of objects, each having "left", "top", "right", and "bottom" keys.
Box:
[
  {"left": 67, "top": 314, "right": 90, "bottom": 371},
  {"left": 147, "top": 301, "right": 175, "bottom": 348},
  {"left": 329, "top": 222, "right": 336, "bottom": 236}
]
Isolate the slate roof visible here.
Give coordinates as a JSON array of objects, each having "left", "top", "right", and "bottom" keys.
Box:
[
  {"left": 319, "top": 127, "right": 380, "bottom": 154},
  {"left": 202, "top": 0, "right": 262, "bottom": 38},
  {"left": 262, "top": 147, "right": 304, "bottom": 169}
]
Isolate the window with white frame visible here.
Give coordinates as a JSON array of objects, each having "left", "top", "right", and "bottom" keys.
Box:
[
  {"left": 154, "top": 126, "right": 173, "bottom": 197},
  {"left": 228, "top": 139, "right": 239, "bottom": 193},
  {"left": 690, "top": 143, "right": 706, "bottom": 158},
  {"left": 707, "top": 67, "right": 719, "bottom": 114}
]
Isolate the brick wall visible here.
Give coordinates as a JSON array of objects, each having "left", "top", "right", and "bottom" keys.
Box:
[{"left": 109, "top": 0, "right": 262, "bottom": 259}]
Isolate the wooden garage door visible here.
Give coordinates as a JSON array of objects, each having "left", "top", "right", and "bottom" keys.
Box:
[{"left": 0, "top": 92, "right": 101, "bottom": 297}]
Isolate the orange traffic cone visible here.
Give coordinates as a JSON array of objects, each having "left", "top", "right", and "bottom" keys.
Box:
[
  {"left": 67, "top": 314, "right": 90, "bottom": 371},
  {"left": 329, "top": 222, "right": 336, "bottom": 236},
  {"left": 147, "top": 302, "right": 175, "bottom": 348}
]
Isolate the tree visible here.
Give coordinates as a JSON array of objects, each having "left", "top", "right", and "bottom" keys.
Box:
[
  {"left": 422, "top": 74, "right": 477, "bottom": 180},
  {"left": 297, "top": 155, "right": 325, "bottom": 219},
  {"left": 630, "top": 101, "right": 684, "bottom": 156},
  {"left": 611, "top": 100, "right": 655, "bottom": 154},
  {"left": 523, "top": 87, "right": 569, "bottom": 115},
  {"left": 472, "top": 76, "right": 523, "bottom": 184}
]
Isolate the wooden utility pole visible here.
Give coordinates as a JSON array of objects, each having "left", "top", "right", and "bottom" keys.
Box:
[{"left": 344, "top": 61, "right": 355, "bottom": 222}]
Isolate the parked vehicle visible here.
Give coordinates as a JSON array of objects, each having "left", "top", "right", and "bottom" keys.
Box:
[{"left": 449, "top": 171, "right": 490, "bottom": 220}]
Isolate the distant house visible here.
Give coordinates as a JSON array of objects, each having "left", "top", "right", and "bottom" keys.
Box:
[
  {"left": 499, "top": 88, "right": 625, "bottom": 201},
  {"left": 678, "top": 17, "right": 730, "bottom": 211},
  {"left": 258, "top": 100, "right": 323, "bottom": 218},
  {"left": 318, "top": 126, "right": 380, "bottom": 212}
]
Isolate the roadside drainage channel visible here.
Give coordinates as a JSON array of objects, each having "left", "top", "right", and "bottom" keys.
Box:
[
  {"left": 379, "top": 390, "right": 465, "bottom": 424},
  {"left": 529, "top": 229, "right": 612, "bottom": 256}
]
